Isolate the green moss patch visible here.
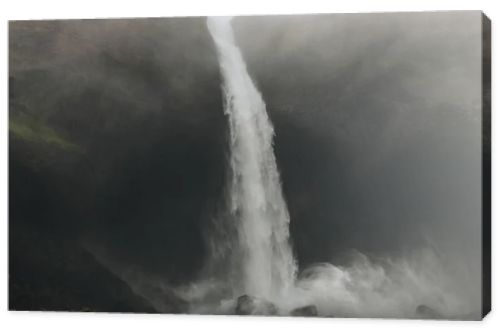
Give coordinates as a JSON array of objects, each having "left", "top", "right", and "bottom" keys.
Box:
[{"left": 10, "top": 116, "right": 84, "bottom": 154}]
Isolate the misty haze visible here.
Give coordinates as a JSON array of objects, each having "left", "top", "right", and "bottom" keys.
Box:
[{"left": 8, "top": 11, "right": 490, "bottom": 320}]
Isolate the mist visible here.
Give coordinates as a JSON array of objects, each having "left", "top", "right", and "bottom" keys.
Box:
[{"left": 9, "top": 12, "right": 484, "bottom": 319}]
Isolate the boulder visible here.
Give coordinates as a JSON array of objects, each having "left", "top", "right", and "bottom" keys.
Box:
[
  {"left": 291, "top": 305, "right": 318, "bottom": 317},
  {"left": 416, "top": 305, "right": 441, "bottom": 319},
  {"left": 235, "top": 295, "right": 255, "bottom": 315},
  {"left": 235, "top": 294, "right": 278, "bottom": 315}
]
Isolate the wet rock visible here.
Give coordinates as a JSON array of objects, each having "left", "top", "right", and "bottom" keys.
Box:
[
  {"left": 235, "top": 294, "right": 278, "bottom": 315},
  {"left": 291, "top": 305, "right": 318, "bottom": 317},
  {"left": 416, "top": 305, "right": 441, "bottom": 319},
  {"left": 235, "top": 295, "right": 255, "bottom": 315}
]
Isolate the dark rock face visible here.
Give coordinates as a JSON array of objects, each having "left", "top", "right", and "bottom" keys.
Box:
[
  {"left": 235, "top": 295, "right": 278, "bottom": 315},
  {"left": 9, "top": 17, "right": 226, "bottom": 311},
  {"left": 416, "top": 304, "right": 442, "bottom": 319},
  {"left": 9, "top": 225, "right": 158, "bottom": 313},
  {"left": 291, "top": 305, "right": 318, "bottom": 317}
]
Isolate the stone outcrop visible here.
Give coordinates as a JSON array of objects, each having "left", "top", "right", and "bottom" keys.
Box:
[
  {"left": 235, "top": 295, "right": 278, "bottom": 315},
  {"left": 291, "top": 305, "right": 318, "bottom": 317}
]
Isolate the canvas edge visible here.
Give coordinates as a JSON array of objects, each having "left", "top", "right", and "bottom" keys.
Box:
[{"left": 481, "top": 11, "right": 492, "bottom": 320}]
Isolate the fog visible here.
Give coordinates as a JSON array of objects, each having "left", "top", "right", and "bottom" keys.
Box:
[{"left": 233, "top": 12, "right": 482, "bottom": 277}]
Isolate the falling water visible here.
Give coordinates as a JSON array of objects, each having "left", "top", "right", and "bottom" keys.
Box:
[
  {"left": 174, "top": 16, "right": 481, "bottom": 319},
  {"left": 207, "top": 17, "right": 297, "bottom": 301}
]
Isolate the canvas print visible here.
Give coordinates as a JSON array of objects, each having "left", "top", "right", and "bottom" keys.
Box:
[{"left": 8, "top": 11, "right": 491, "bottom": 320}]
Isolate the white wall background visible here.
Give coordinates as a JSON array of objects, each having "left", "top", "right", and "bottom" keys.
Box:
[{"left": 1, "top": 0, "right": 498, "bottom": 333}]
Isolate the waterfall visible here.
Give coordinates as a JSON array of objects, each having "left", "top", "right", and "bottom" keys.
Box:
[
  {"left": 174, "top": 17, "right": 475, "bottom": 319},
  {"left": 207, "top": 17, "right": 297, "bottom": 301}
]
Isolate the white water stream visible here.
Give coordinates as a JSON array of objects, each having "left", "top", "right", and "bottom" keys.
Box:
[{"left": 207, "top": 17, "right": 296, "bottom": 301}]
